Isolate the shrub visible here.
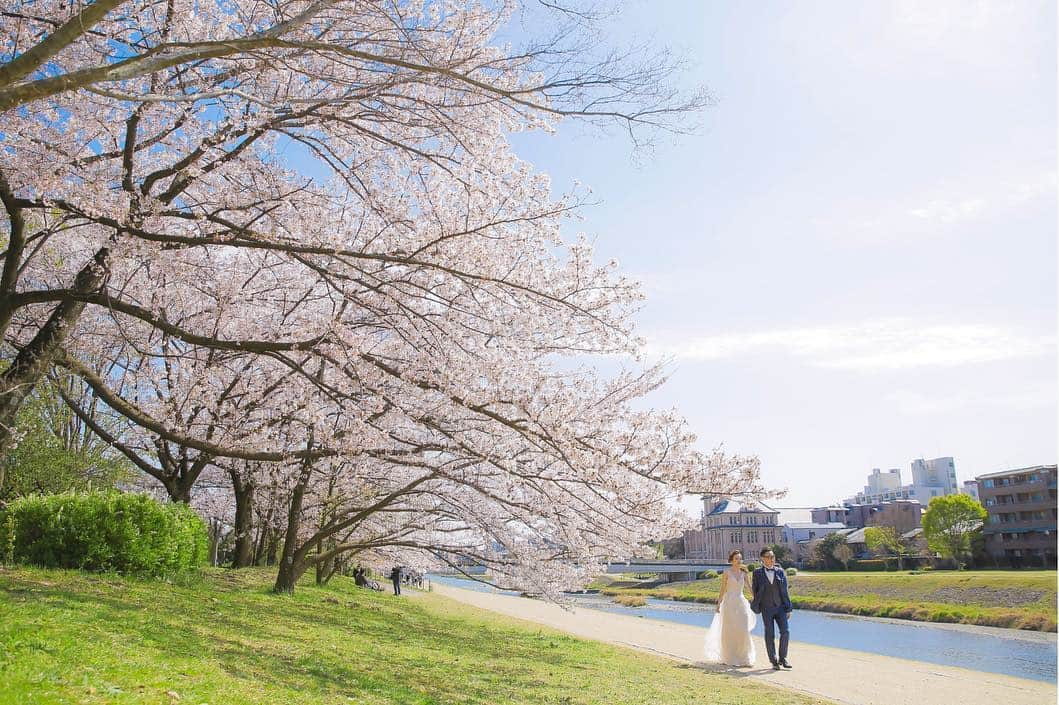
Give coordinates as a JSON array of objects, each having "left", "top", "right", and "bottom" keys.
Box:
[
  {"left": 848, "top": 559, "right": 887, "bottom": 572},
  {"left": 744, "top": 562, "right": 759, "bottom": 573},
  {"left": 614, "top": 594, "right": 647, "bottom": 607},
  {"left": 0, "top": 491, "right": 208, "bottom": 577},
  {"left": 786, "top": 567, "right": 798, "bottom": 576}
]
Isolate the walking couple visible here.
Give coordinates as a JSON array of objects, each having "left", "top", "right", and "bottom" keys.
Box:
[{"left": 703, "top": 547, "right": 792, "bottom": 670}]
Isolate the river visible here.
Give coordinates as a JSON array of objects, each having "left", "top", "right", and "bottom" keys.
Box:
[{"left": 427, "top": 574, "right": 1057, "bottom": 683}]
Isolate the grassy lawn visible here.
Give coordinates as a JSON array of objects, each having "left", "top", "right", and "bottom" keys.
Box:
[
  {"left": 601, "top": 570, "right": 1057, "bottom": 631},
  {"left": 0, "top": 567, "right": 833, "bottom": 705}
]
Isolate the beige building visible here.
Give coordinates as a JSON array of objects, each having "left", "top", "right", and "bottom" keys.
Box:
[
  {"left": 683, "top": 497, "right": 780, "bottom": 562},
  {"left": 978, "top": 464, "right": 1057, "bottom": 567},
  {"left": 866, "top": 499, "right": 923, "bottom": 534}
]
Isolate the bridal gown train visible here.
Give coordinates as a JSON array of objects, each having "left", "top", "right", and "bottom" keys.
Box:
[{"left": 703, "top": 568, "right": 757, "bottom": 666}]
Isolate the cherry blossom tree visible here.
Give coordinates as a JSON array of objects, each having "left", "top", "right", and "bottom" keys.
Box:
[
  {"left": 0, "top": 0, "right": 769, "bottom": 595},
  {"left": 0, "top": 0, "right": 704, "bottom": 453}
]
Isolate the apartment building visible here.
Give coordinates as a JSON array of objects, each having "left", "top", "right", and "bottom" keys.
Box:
[{"left": 977, "top": 465, "right": 1057, "bottom": 567}]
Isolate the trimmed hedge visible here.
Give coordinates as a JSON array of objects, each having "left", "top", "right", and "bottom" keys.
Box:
[
  {"left": 847, "top": 559, "right": 887, "bottom": 572},
  {"left": 0, "top": 491, "right": 208, "bottom": 577}
]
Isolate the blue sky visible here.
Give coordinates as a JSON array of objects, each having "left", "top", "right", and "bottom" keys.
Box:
[{"left": 508, "top": 1, "right": 1057, "bottom": 506}]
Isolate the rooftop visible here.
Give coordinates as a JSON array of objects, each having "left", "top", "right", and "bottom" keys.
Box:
[
  {"left": 706, "top": 499, "right": 779, "bottom": 516},
  {"left": 976, "top": 464, "right": 1057, "bottom": 480},
  {"left": 841, "top": 527, "right": 868, "bottom": 543},
  {"left": 784, "top": 522, "right": 847, "bottom": 530}
]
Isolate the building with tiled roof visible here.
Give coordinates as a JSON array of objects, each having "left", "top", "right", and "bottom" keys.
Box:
[{"left": 683, "top": 496, "right": 781, "bottom": 562}]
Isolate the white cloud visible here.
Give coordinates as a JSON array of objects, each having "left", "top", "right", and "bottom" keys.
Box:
[
  {"left": 818, "top": 170, "right": 1056, "bottom": 246},
  {"left": 885, "top": 388, "right": 1055, "bottom": 415},
  {"left": 644, "top": 318, "right": 1056, "bottom": 371}
]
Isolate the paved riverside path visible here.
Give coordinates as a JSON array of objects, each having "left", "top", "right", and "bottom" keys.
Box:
[{"left": 415, "top": 582, "right": 1056, "bottom": 705}]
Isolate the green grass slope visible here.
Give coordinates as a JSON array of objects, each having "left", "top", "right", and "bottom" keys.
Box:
[
  {"left": 0, "top": 567, "right": 833, "bottom": 705},
  {"left": 601, "top": 570, "right": 1058, "bottom": 631}
]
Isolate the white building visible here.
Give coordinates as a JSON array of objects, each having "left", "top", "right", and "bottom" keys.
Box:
[
  {"left": 910, "top": 457, "right": 959, "bottom": 500},
  {"left": 781, "top": 521, "right": 848, "bottom": 563},
  {"left": 846, "top": 457, "right": 960, "bottom": 505},
  {"left": 961, "top": 480, "right": 979, "bottom": 501},
  {"left": 866, "top": 468, "right": 902, "bottom": 495}
]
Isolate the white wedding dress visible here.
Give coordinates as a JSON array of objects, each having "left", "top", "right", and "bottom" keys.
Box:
[{"left": 703, "top": 567, "right": 757, "bottom": 666}]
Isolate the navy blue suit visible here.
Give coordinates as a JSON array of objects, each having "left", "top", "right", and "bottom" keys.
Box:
[{"left": 750, "top": 566, "right": 792, "bottom": 664}]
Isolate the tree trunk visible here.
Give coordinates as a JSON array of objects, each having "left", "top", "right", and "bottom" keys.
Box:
[
  {"left": 265, "top": 531, "right": 280, "bottom": 566},
  {"left": 273, "top": 471, "right": 308, "bottom": 594},
  {"left": 0, "top": 247, "right": 110, "bottom": 462},
  {"left": 274, "top": 554, "right": 307, "bottom": 594},
  {"left": 231, "top": 472, "right": 255, "bottom": 568},
  {"left": 315, "top": 542, "right": 336, "bottom": 585},
  {"left": 164, "top": 479, "right": 192, "bottom": 504}
]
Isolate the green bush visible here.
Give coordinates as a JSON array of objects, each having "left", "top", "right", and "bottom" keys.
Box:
[
  {"left": 744, "top": 562, "right": 759, "bottom": 573},
  {"left": 0, "top": 491, "right": 208, "bottom": 577},
  {"left": 786, "top": 567, "right": 798, "bottom": 576},
  {"left": 848, "top": 559, "right": 887, "bottom": 572}
]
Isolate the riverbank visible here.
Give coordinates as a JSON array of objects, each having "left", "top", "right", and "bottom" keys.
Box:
[
  {"left": 425, "top": 581, "right": 1057, "bottom": 705},
  {"left": 599, "top": 570, "right": 1057, "bottom": 631},
  {"left": 0, "top": 567, "right": 832, "bottom": 705}
]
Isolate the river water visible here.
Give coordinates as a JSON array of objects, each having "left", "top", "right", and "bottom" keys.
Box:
[{"left": 427, "top": 574, "right": 1057, "bottom": 683}]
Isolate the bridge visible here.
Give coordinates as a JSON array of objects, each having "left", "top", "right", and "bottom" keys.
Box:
[
  {"left": 435, "top": 559, "right": 728, "bottom": 583},
  {"left": 604, "top": 559, "right": 728, "bottom": 582}
]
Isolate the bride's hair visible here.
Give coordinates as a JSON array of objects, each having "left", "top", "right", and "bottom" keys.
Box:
[{"left": 728, "top": 550, "right": 742, "bottom": 563}]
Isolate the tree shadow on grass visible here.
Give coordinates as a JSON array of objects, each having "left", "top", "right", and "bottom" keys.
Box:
[{"left": 3, "top": 573, "right": 613, "bottom": 705}]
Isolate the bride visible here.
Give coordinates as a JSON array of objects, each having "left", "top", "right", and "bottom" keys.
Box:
[{"left": 703, "top": 550, "right": 757, "bottom": 667}]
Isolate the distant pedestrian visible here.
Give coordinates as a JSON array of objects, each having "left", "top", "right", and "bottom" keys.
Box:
[{"left": 389, "top": 565, "right": 402, "bottom": 595}]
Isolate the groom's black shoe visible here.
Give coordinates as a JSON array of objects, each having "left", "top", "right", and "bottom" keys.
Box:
[
  {"left": 780, "top": 660, "right": 792, "bottom": 669},
  {"left": 771, "top": 661, "right": 781, "bottom": 670}
]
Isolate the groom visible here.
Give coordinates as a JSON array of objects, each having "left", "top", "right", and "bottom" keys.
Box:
[{"left": 749, "top": 547, "right": 793, "bottom": 671}]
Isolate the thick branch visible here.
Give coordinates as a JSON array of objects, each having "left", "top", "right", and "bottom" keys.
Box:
[{"left": 0, "top": 0, "right": 127, "bottom": 88}]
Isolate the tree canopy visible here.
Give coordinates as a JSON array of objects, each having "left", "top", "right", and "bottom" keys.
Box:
[
  {"left": 0, "top": 0, "right": 761, "bottom": 595},
  {"left": 921, "top": 494, "right": 987, "bottom": 568}
]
